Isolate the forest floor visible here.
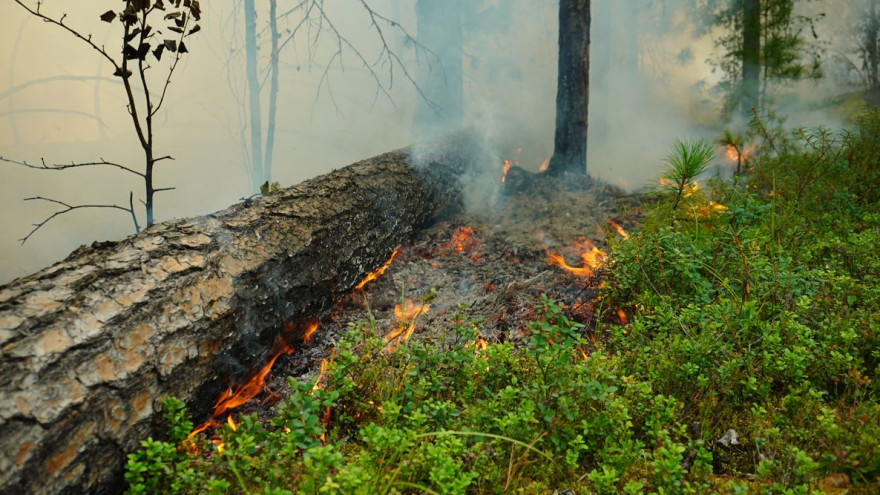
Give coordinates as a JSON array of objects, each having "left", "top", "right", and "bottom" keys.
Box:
[{"left": 127, "top": 112, "right": 880, "bottom": 494}]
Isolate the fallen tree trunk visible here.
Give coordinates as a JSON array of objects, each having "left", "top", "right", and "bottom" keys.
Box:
[{"left": 0, "top": 135, "right": 477, "bottom": 495}]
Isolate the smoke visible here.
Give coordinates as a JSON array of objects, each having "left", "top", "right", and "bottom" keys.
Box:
[{"left": 0, "top": 0, "right": 866, "bottom": 284}]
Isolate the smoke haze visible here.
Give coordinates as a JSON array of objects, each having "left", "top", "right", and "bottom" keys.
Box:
[{"left": 0, "top": 0, "right": 860, "bottom": 283}]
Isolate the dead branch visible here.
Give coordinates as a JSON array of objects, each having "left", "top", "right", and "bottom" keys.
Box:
[
  {"left": 19, "top": 195, "right": 139, "bottom": 244},
  {"left": 0, "top": 156, "right": 145, "bottom": 178}
]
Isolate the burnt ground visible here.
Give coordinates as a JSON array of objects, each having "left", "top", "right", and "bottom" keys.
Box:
[{"left": 200, "top": 172, "right": 645, "bottom": 425}]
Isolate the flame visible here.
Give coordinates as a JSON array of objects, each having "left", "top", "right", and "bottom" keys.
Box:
[
  {"left": 355, "top": 248, "right": 400, "bottom": 290},
  {"left": 227, "top": 415, "right": 238, "bottom": 431},
  {"left": 212, "top": 320, "right": 318, "bottom": 417},
  {"left": 467, "top": 334, "right": 489, "bottom": 351},
  {"left": 501, "top": 159, "right": 512, "bottom": 183},
  {"left": 312, "top": 359, "right": 329, "bottom": 391},
  {"left": 659, "top": 178, "right": 700, "bottom": 197},
  {"left": 538, "top": 157, "right": 550, "bottom": 172},
  {"left": 617, "top": 309, "right": 628, "bottom": 325},
  {"left": 690, "top": 201, "right": 729, "bottom": 218},
  {"left": 607, "top": 220, "right": 629, "bottom": 239},
  {"left": 725, "top": 144, "right": 755, "bottom": 163},
  {"left": 546, "top": 239, "right": 607, "bottom": 277},
  {"left": 384, "top": 299, "right": 430, "bottom": 351}
]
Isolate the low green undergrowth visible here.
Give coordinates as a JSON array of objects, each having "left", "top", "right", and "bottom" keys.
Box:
[{"left": 126, "top": 112, "right": 880, "bottom": 494}]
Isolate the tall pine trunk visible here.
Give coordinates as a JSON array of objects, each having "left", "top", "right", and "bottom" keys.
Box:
[
  {"left": 548, "top": 0, "right": 590, "bottom": 176},
  {"left": 741, "top": 0, "right": 761, "bottom": 117}
]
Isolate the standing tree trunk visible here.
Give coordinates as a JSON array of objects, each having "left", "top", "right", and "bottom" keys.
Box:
[
  {"left": 866, "top": 1, "right": 880, "bottom": 103},
  {"left": 244, "top": 0, "right": 264, "bottom": 193},
  {"left": 265, "top": 0, "right": 280, "bottom": 184},
  {"left": 741, "top": 0, "right": 761, "bottom": 117},
  {"left": 547, "top": 0, "right": 590, "bottom": 176},
  {"left": 414, "top": 0, "right": 464, "bottom": 136}
]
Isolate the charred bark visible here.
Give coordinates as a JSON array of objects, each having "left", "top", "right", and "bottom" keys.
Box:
[
  {"left": 0, "top": 135, "right": 476, "bottom": 495},
  {"left": 548, "top": 0, "right": 590, "bottom": 177}
]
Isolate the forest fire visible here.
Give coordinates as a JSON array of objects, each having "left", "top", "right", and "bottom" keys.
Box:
[
  {"left": 607, "top": 220, "right": 629, "bottom": 239},
  {"left": 546, "top": 239, "right": 607, "bottom": 277},
  {"left": 502, "top": 159, "right": 512, "bottom": 183},
  {"left": 659, "top": 178, "right": 701, "bottom": 197},
  {"left": 383, "top": 299, "right": 430, "bottom": 351},
  {"left": 212, "top": 319, "right": 319, "bottom": 417},
  {"left": 355, "top": 248, "right": 400, "bottom": 290},
  {"left": 725, "top": 144, "right": 755, "bottom": 163}
]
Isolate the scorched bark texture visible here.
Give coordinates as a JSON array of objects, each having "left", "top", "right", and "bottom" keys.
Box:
[{"left": 0, "top": 137, "right": 473, "bottom": 495}]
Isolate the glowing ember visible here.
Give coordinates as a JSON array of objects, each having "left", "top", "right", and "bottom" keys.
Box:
[
  {"left": 538, "top": 157, "right": 550, "bottom": 172},
  {"left": 451, "top": 226, "right": 478, "bottom": 253},
  {"left": 384, "top": 299, "right": 430, "bottom": 351},
  {"left": 617, "top": 309, "right": 628, "bottom": 325},
  {"left": 546, "top": 239, "right": 607, "bottom": 277},
  {"left": 355, "top": 248, "right": 400, "bottom": 290},
  {"left": 501, "top": 159, "right": 512, "bottom": 183},
  {"left": 607, "top": 220, "right": 630, "bottom": 239}
]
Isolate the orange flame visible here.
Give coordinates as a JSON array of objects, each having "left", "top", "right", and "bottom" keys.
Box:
[
  {"left": 725, "top": 144, "right": 755, "bottom": 163},
  {"left": 607, "top": 220, "right": 629, "bottom": 239},
  {"left": 212, "top": 320, "right": 317, "bottom": 417},
  {"left": 227, "top": 415, "right": 238, "bottom": 432},
  {"left": 538, "top": 157, "right": 550, "bottom": 172},
  {"left": 312, "top": 359, "right": 329, "bottom": 391},
  {"left": 617, "top": 309, "right": 628, "bottom": 325},
  {"left": 384, "top": 299, "right": 430, "bottom": 351},
  {"left": 501, "top": 159, "right": 512, "bottom": 183},
  {"left": 546, "top": 239, "right": 607, "bottom": 277},
  {"left": 355, "top": 248, "right": 400, "bottom": 290},
  {"left": 659, "top": 178, "right": 701, "bottom": 197}
]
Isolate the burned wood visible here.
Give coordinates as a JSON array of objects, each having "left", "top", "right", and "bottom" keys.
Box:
[{"left": 0, "top": 135, "right": 477, "bottom": 495}]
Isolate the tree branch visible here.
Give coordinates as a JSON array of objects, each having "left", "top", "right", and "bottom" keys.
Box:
[
  {"left": 11, "top": 0, "right": 120, "bottom": 71},
  {"left": 0, "top": 155, "right": 145, "bottom": 178},
  {"left": 19, "top": 196, "right": 137, "bottom": 244}
]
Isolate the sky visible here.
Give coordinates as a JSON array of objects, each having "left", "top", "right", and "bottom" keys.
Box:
[{"left": 0, "top": 0, "right": 860, "bottom": 284}]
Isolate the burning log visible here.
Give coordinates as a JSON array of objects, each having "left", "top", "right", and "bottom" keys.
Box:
[{"left": 0, "top": 135, "right": 477, "bottom": 495}]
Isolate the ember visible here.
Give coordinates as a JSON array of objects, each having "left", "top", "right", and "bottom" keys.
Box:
[{"left": 617, "top": 309, "right": 628, "bottom": 325}]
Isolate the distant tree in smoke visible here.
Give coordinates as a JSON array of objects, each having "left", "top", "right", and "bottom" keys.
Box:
[
  {"left": 547, "top": 0, "right": 590, "bottom": 176},
  {"left": 706, "top": 0, "right": 825, "bottom": 117},
  {"left": 231, "top": 0, "right": 435, "bottom": 194},
  {"left": 1, "top": 0, "right": 202, "bottom": 242}
]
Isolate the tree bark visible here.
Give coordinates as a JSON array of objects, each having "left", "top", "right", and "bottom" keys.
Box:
[
  {"left": 742, "top": 0, "right": 761, "bottom": 117},
  {"left": 548, "top": 0, "right": 590, "bottom": 176},
  {"left": 0, "top": 135, "right": 475, "bottom": 495}
]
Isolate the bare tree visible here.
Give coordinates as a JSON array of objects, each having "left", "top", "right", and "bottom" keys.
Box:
[{"left": 1, "top": 0, "right": 201, "bottom": 242}]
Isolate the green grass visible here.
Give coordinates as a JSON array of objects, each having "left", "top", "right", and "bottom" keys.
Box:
[{"left": 126, "top": 112, "right": 880, "bottom": 494}]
